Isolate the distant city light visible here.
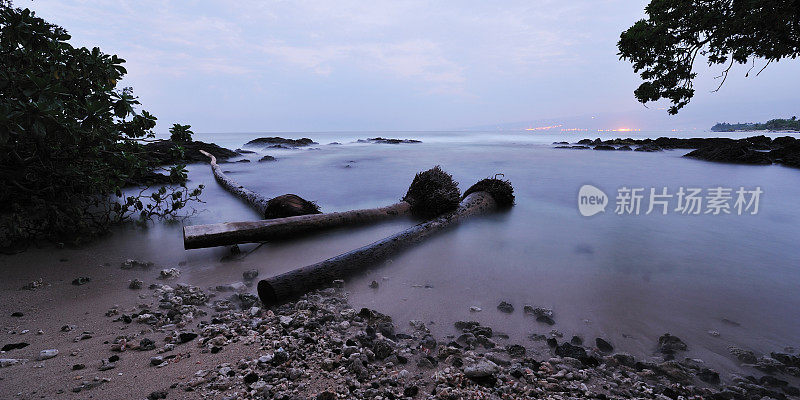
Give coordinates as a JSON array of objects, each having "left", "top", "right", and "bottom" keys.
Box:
[{"left": 525, "top": 124, "right": 563, "bottom": 131}]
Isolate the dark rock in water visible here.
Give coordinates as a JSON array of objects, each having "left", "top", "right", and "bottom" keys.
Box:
[
  {"left": 11, "top": 312, "right": 23, "bottom": 317},
  {"left": 685, "top": 142, "right": 772, "bottom": 165},
  {"left": 536, "top": 315, "right": 555, "bottom": 325},
  {"left": 758, "top": 375, "right": 788, "bottom": 387},
  {"left": 657, "top": 333, "right": 687, "bottom": 355},
  {"left": 72, "top": 364, "right": 85, "bottom": 371},
  {"left": 555, "top": 145, "right": 591, "bottom": 149},
  {"left": 235, "top": 148, "right": 256, "bottom": 154},
  {"left": 594, "top": 145, "right": 616, "bottom": 150},
  {"left": 108, "top": 355, "right": 119, "bottom": 362},
  {"left": 2, "top": 342, "right": 29, "bottom": 351},
  {"left": 555, "top": 342, "right": 587, "bottom": 359},
  {"left": 769, "top": 141, "right": 800, "bottom": 168},
  {"left": 546, "top": 338, "right": 558, "bottom": 348},
  {"left": 128, "top": 279, "right": 143, "bottom": 290},
  {"left": 143, "top": 140, "right": 237, "bottom": 165},
  {"left": 454, "top": 321, "right": 481, "bottom": 331},
  {"left": 618, "top": 145, "right": 633, "bottom": 151},
  {"left": 635, "top": 144, "right": 662, "bottom": 152},
  {"left": 497, "top": 301, "right": 514, "bottom": 313},
  {"left": 258, "top": 155, "right": 276, "bottom": 162},
  {"left": 579, "top": 355, "right": 600, "bottom": 367},
  {"left": 263, "top": 194, "right": 321, "bottom": 219},
  {"left": 178, "top": 332, "right": 198, "bottom": 343},
  {"left": 242, "top": 269, "right": 259, "bottom": 280},
  {"left": 570, "top": 336, "right": 583, "bottom": 346},
  {"left": 721, "top": 318, "right": 741, "bottom": 326},
  {"left": 697, "top": 368, "right": 721, "bottom": 384},
  {"left": 553, "top": 141, "right": 569, "bottom": 145},
  {"left": 596, "top": 338, "right": 614, "bottom": 353},
  {"left": 577, "top": 139, "right": 593, "bottom": 145},
  {"left": 612, "top": 353, "right": 636, "bottom": 367},
  {"left": 71, "top": 277, "right": 91, "bottom": 286},
  {"left": 244, "top": 137, "right": 317, "bottom": 148},
  {"left": 372, "top": 340, "right": 393, "bottom": 359},
  {"left": 357, "top": 137, "right": 422, "bottom": 144},
  {"left": 506, "top": 344, "right": 526, "bottom": 358}
]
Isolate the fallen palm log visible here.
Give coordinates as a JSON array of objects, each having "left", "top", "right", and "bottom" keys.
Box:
[
  {"left": 257, "top": 177, "right": 514, "bottom": 306},
  {"left": 183, "top": 166, "right": 460, "bottom": 249},
  {"left": 199, "top": 150, "right": 320, "bottom": 219}
]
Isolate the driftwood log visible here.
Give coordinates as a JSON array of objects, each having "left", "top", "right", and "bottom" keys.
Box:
[
  {"left": 257, "top": 178, "right": 514, "bottom": 306},
  {"left": 183, "top": 166, "right": 460, "bottom": 249},
  {"left": 199, "top": 150, "right": 320, "bottom": 219}
]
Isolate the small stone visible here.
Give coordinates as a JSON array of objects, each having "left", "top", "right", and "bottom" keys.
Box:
[
  {"left": 108, "top": 355, "right": 119, "bottom": 362},
  {"left": 469, "top": 306, "right": 482, "bottom": 312},
  {"left": 129, "top": 279, "right": 143, "bottom": 290},
  {"left": 570, "top": 336, "right": 583, "bottom": 345},
  {"left": 178, "top": 332, "right": 198, "bottom": 343},
  {"left": 657, "top": 333, "right": 687, "bottom": 355},
  {"left": 147, "top": 390, "right": 168, "bottom": 400},
  {"left": 506, "top": 344, "right": 526, "bottom": 358},
  {"left": 317, "top": 392, "right": 336, "bottom": 400},
  {"left": 11, "top": 312, "right": 23, "bottom": 317},
  {"left": 464, "top": 359, "right": 499, "bottom": 379},
  {"left": 1, "top": 359, "right": 21, "bottom": 368},
  {"left": 243, "top": 371, "right": 259, "bottom": 384},
  {"left": 98, "top": 360, "right": 116, "bottom": 371},
  {"left": 150, "top": 356, "right": 164, "bottom": 366},
  {"left": 707, "top": 330, "right": 720, "bottom": 337},
  {"left": 139, "top": 338, "right": 156, "bottom": 351},
  {"left": 403, "top": 386, "right": 419, "bottom": 397},
  {"left": 72, "top": 363, "right": 85, "bottom": 370},
  {"left": 159, "top": 268, "right": 181, "bottom": 279},
  {"left": 37, "top": 349, "right": 59, "bottom": 360},
  {"left": 71, "top": 277, "right": 91, "bottom": 286},
  {"left": 595, "top": 338, "right": 614, "bottom": 353},
  {"left": 369, "top": 280, "right": 379, "bottom": 289},
  {"left": 242, "top": 269, "right": 259, "bottom": 280},
  {"left": 497, "top": 301, "right": 514, "bottom": 313}
]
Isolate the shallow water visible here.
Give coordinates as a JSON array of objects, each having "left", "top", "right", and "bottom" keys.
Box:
[{"left": 7, "top": 130, "right": 800, "bottom": 376}]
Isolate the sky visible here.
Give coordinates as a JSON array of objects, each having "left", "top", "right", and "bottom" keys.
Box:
[{"left": 21, "top": 0, "right": 800, "bottom": 133}]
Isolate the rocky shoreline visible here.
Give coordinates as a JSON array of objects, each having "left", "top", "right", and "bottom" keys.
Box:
[
  {"left": 3, "top": 260, "right": 798, "bottom": 400},
  {"left": 554, "top": 135, "right": 800, "bottom": 168}
]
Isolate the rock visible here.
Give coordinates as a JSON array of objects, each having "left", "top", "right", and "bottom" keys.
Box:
[
  {"left": 612, "top": 352, "right": 636, "bottom": 367},
  {"left": 685, "top": 142, "right": 772, "bottom": 165},
  {"left": 506, "top": 344, "right": 526, "bottom": 358},
  {"left": 1, "top": 342, "right": 29, "bottom": 352},
  {"left": 159, "top": 268, "right": 181, "bottom": 279},
  {"left": 594, "top": 145, "right": 616, "bottom": 150},
  {"left": 555, "top": 342, "right": 587, "bottom": 359},
  {"left": 369, "top": 280, "right": 379, "bottom": 289},
  {"left": 129, "top": 279, "right": 143, "bottom": 289},
  {"left": 618, "top": 145, "right": 633, "bottom": 150},
  {"left": 707, "top": 330, "right": 720, "bottom": 337},
  {"left": 697, "top": 368, "right": 721, "bottom": 384},
  {"left": 143, "top": 140, "right": 237, "bottom": 165},
  {"left": 469, "top": 306, "right": 482, "bottom": 312},
  {"left": 139, "top": 338, "right": 156, "bottom": 351},
  {"left": 245, "top": 137, "right": 316, "bottom": 148},
  {"left": 178, "top": 332, "right": 198, "bottom": 343},
  {"left": 243, "top": 371, "right": 259, "bottom": 384},
  {"left": 657, "top": 333, "right": 687, "bottom": 355},
  {"left": 71, "top": 276, "right": 91, "bottom": 285},
  {"left": 242, "top": 269, "right": 259, "bottom": 280},
  {"left": 356, "top": 137, "right": 421, "bottom": 144},
  {"left": 258, "top": 155, "right": 276, "bottom": 162},
  {"left": 147, "top": 391, "right": 168, "bottom": 400},
  {"left": 546, "top": 338, "right": 558, "bottom": 348},
  {"left": 316, "top": 391, "right": 336, "bottom": 400},
  {"left": 10, "top": 312, "right": 23, "bottom": 317},
  {"left": 1, "top": 359, "right": 21, "bottom": 368},
  {"left": 98, "top": 360, "right": 116, "bottom": 371},
  {"left": 728, "top": 346, "right": 757, "bottom": 363},
  {"left": 403, "top": 386, "right": 419, "bottom": 397},
  {"left": 536, "top": 315, "right": 555, "bottom": 325},
  {"left": 150, "top": 356, "right": 164, "bottom": 366},
  {"left": 497, "top": 301, "right": 514, "bottom": 313},
  {"left": 38, "top": 349, "right": 59, "bottom": 360},
  {"left": 372, "top": 340, "right": 393, "bottom": 360},
  {"left": 464, "top": 359, "right": 499, "bottom": 379},
  {"left": 595, "top": 338, "right": 614, "bottom": 353},
  {"left": 121, "top": 259, "right": 154, "bottom": 269}
]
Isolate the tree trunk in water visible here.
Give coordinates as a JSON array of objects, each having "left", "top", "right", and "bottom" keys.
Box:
[
  {"left": 258, "top": 190, "right": 498, "bottom": 306},
  {"left": 199, "top": 150, "right": 320, "bottom": 219},
  {"left": 183, "top": 201, "right": 410, "bottom": 249},
  {"left": 183, "top": 165, "right": 461, "bottom": 249}
]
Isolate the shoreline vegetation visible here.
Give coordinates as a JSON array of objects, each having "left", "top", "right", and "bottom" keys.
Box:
[
  {"left": 711, "top": 117, "right": 800, "bottom": 133},
  {"left": 554, "top": 135, "right": 800, "bottom": 168}
]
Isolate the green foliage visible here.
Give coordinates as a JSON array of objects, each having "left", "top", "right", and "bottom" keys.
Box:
[
  {"left": 0, "top": 5, "right": 202, "bottom": 247},
  {"left": 169, "top": 123, "right": 193, "bottom": 143},
  {"left": 712, "top": 117, "right": 800, "bottom": 132},
  {"left": 618, "top": 0, "right": 800, "bottom": 114}
]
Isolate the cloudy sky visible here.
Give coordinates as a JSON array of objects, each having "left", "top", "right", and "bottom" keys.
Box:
[{"left": 23, "top": 0, "right": 800, "bottom": 132}]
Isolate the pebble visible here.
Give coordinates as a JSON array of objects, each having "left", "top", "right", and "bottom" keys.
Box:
[
  {"left": 469, "top": 306, "right": 482, "bottom": 312},
  {"left": 37, "top": 349, "right": 59, "bottom": 360},
  {"left": 497, "top": 301, "right": 514, "bottom": 313},
  {"left": 129, "top": 279, "right": 143, "bottom": 289},
  {"left": 242, "top": 269, "right": 259, "bottom": 280},
  {"left": 369, "top": 280, "right": 379, "bottom": 289},
  {"left": 159, "top": 268, "right": 181, "bottom": 279}
]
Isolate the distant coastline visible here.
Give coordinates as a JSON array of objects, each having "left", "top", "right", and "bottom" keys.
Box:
[{"left": 711, "top": 117, "right": 800, "bottom": 132}]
